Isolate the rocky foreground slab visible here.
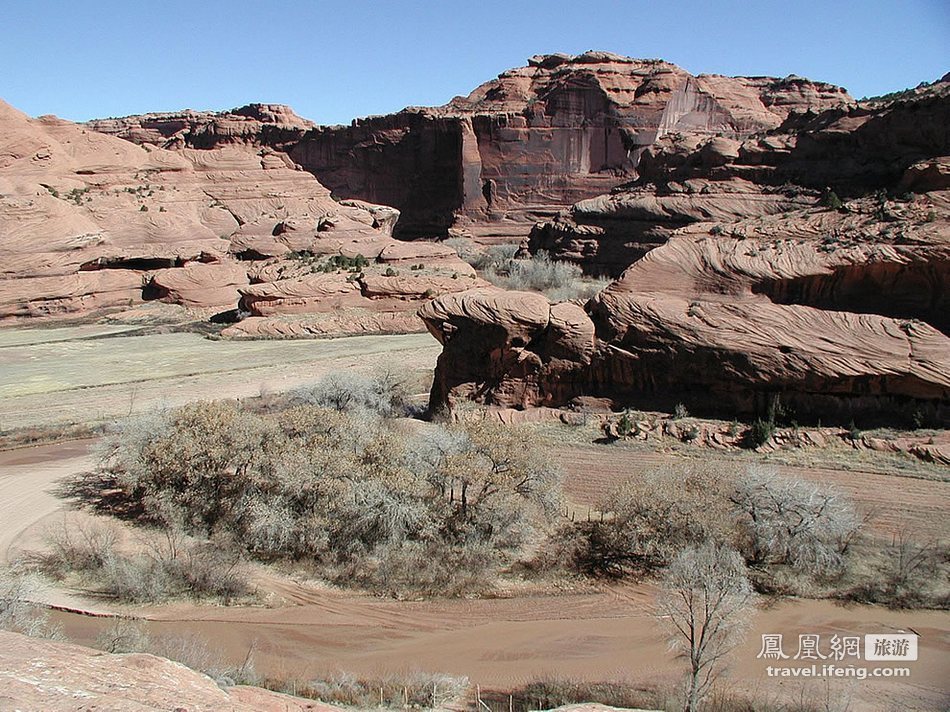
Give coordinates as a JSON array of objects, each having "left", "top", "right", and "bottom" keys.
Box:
[{"left": 0, "top": 630, "right": 335, "bottom": 711}]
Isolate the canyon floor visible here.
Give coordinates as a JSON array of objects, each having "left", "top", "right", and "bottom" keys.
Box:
[
  {"left": 0, "top": 321, "right": 439, "bottom": 431},
  {"left": 0, "top": 324, "right": 947, "bottom": 711}
]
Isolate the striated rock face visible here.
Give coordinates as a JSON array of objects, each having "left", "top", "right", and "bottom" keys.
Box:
[
  {"left": 0, "top": 630, "right": 333, "bottom": 711},
  {"left": 87, "top": 52, "right": 852, "bottom": 239},
  {"left": 0, "top": 98, "right": 480, "bottom": 333},
  {"left": 529, "top": 79, "right": 950, "bottom": 275},
  {"left": 292, "top": 54, "right": 850, "bottom": 237},
  {"left": 422, "top": 195, "right": 950, "bottom": 424}
]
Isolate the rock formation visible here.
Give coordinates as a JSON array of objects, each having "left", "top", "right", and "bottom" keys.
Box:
[
  {"left": 0, "top": 99, "right": 477, "bottom": 334},
  {"left": 0, "top": 629, "right": 334, "bottom": 711},
  {"left": 421, "top": 192, "right": 950, "bottom": 424},
  {"left": 86, "top": 52, "right": 854, "bottom": 239},
  {"left": 529, "top": 78, "right": 950, "bottom": 274},
  {"left": 87, "top": 103, "right": 315, "bottom": 152},
  {"left": 419, "top": 76, "right": 950, "bottom": 424}
]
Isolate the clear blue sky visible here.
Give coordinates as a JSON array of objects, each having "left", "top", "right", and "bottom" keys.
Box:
[{"left": 1, "top": 0, "right": 947, "bottom": 124}]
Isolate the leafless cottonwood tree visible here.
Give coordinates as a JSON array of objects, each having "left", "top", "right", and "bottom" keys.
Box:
[
  {"left": 656, "top": 543, "right": 756, "bottom": 712},
  {"left": 731, "top": 468, "right": 858, "bottom": 577}
]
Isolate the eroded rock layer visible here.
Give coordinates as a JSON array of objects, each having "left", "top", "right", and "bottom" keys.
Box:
[
  {"left": 529, "top": 80, "right": 950, "bottom": 274},
  {"left": 0, "top": 99, "right": 477, "bottom": 333},
  {"left": 422, "top": 195, "right": 950, "bottom": 424},
  {"left": 87, "top": 52, "right": 853, "bottom": 238}
]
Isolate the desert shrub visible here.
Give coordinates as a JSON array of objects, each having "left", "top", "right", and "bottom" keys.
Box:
[
  {"left": 295, "top": 671, "right": 468, "bottom": 709},
  {"left": 310, "top": 253, "right": 369, "bottom": 272},
  {"left": 614, "top": 411, "right": 635, "bottom": 437},
  {"left": 90, "top": 619, "right": 257, "bottom": 685},
  {"left": 840, "top": 532, "right": 949, "bottom": 608},
  {"left": 503, "top": 252, "right": 581, "bottom": 291},
  {"left": 443, "top": 236, "right": 479, "bottom": 263},
  {"left": 746, "top": 418, "right": 775, "bottom": 447},
  {"left": 97, "top": 552, "right": 173, "bottom": 603},
  {"left": 509, "top": 678, "right": 660, "bottom": 712},
  {"left": 38, "top": 516, "right": 250, "bottom": 604},
  {"left": 332, "top": 540, "right": 496, "bottom": 597},
  {"left": 76, "top": 402, "right": 563, "bottom": 596},
  {"left": 95, "top": 618, "right": 152, "bottom": 653},
  {"left": 744, "top": 394, "right": 787, "bottom": 448},
  {"left": 0, "top": 563, "right": 62, "bottom": 639},
  {"left": 445, "top": 238, "right": 520, "bottom": 271},
  {"left": 550, "top": 463, "right": 862, "bottom": 594},
  {"left": 483, "top": 250, "right": 606, "bottom": 301},
  {"left": 545, "top": 274, "right": 612, "bottom": 302},
  {"left": 148, "top": 633, "right": 259, "bottom": 686},
  {"left": 40, "top": 517, "right": 118, "bottom": 578},
  {"left": 292, "top": 370, "right": 408, "bottom": 417},
  {"left": 731, "top": 468, "right": 858, "bottom": 578},
  {"left": 473, "top": 243, "right": 521, "bottom": 271},
  {"left": 820, "top": 189, "right": 844, "bottom": 210},
  {"left": 554, "top": 463, "right": 735, "bottom": 578},
  {"left": 100, "top": 401, "right": 275, "bottom": 532},
  {"left": 447, "top": 240, "right": 606, "bottom": 301}
]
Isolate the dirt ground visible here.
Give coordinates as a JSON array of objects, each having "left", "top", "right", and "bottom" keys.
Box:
[
  {"left": 2, "top": 439, "right": 947, "bottom": 710},
  {"left": 0, "top": 326, "right": 439, "bottom": 430},
  {"left": 1, "top": 326, "right": 948, "bottom": 710}
]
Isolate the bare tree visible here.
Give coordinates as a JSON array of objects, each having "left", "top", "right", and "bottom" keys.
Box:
[
  {"left": 731, "top": 467, "right": 858, "bottom": 577},
  {"left": 656, "top": 543, "right": 756, "bottom": 712},
  {"left": 0, "top": 564, "right": 61, "bottom": 639}
]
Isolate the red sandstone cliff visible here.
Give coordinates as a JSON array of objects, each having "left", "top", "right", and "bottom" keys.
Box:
[
  {"left": 86, "top": 52, "right": 854, "bottom": 238},
  {"left": 0, "top": 99, "right": 476, "bottom": 331}
]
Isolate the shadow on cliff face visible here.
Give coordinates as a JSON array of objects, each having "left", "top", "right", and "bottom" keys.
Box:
[{"left": 750, "top": 257, "right": 950, "bottom": 334}]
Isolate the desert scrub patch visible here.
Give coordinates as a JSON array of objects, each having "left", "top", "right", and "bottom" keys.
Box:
[
  {"left": 61, "top": 375, "right": 564, "bottom": 597},
  {"left": 445, "top": 239, "right": 608, "bottom": 301}
]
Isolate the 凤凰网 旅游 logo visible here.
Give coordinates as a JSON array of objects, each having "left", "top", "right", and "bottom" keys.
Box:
[{"left": 757, "top": 632, "right": 917, "bottom": 661}]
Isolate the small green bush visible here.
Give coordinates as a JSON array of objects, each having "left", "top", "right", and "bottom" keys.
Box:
[
  {"left": 820, "top": 189, "right": 844, "bottom": 210},
  {"left": 746, "top": 418, "right": 775, "bottom": 447}
]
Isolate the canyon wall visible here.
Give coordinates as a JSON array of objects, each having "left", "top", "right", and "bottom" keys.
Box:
[
  {"left": 0, "top": 99, "right": 477, "bottom": 332},
  {"left": 88, "top": 52, "right": 854, "bottom": 238},
  {"left": 419, "top": 81, "right": 950, "bottom": 423}
]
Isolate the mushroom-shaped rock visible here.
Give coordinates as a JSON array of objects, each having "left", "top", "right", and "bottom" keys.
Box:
[
  {"left": 418, "top": 288, "right": 551, "bottom": 346},
  {"left": 420, "top": 289, "right": 554, "bottom": 409}
]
